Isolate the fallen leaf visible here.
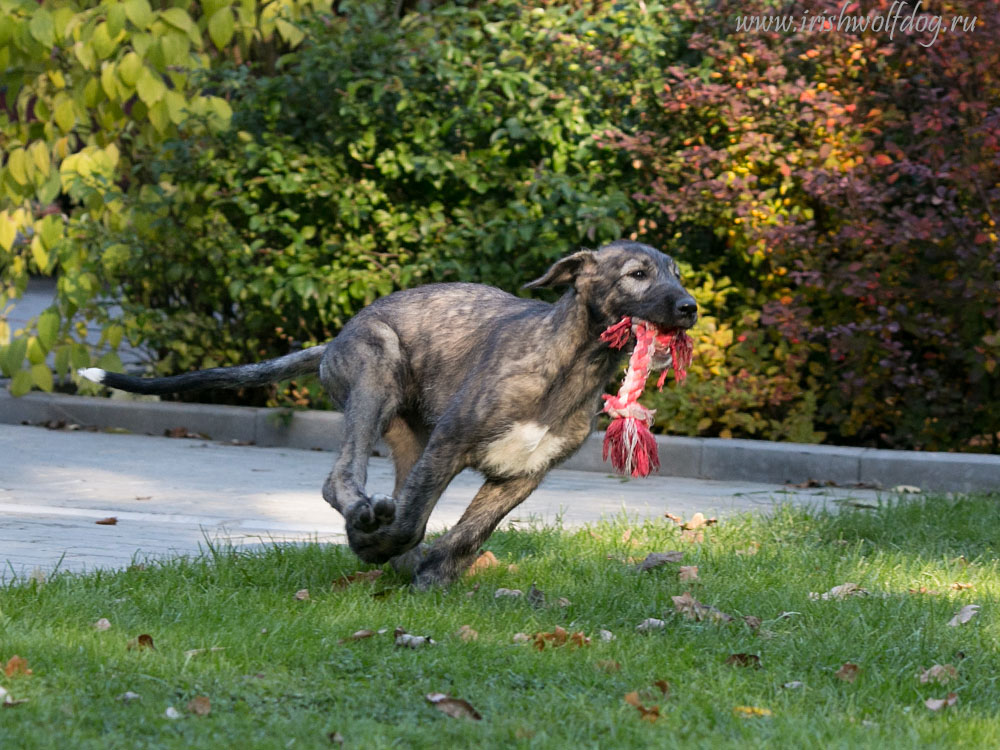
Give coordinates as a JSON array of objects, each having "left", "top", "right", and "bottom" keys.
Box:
[
  {"left": 726, "top": 653, "right": 761, "bottom": 669},
  {"left": 653, "top": 679, "right": 670, "bottom": 696},
  {"left": 530, "top": 626, "right": 591, "bottom": 650},
  {"left": 598, "top": 629, "right": 616, "bottom": 642},
  {"left": 94, "top": 618, "right": 112, "bottom": 631},
  {"left": 909, "top": 587, "right": 941, "bottom": 595},
  {"left": 116, "top": 691, "right": 141, "bottom": 702},
  {"left": 466, "top": 551, "right": 498, "bottom": 576},
  {"left": 835, "top": 662, "right": 860, "bottom": 682},
  {"left": 743, "top": 615, "right": 762, "bottom": 631},
  {"left": 342, "top": 629, "right": 375, "bottom": 643},
  {"left": 947, "top": 604, "right": 980, "bottom": 627},
  {"left": 597, "top": 660, "right": 621, "bottom": 672},
  {"left": 0, "top": 685, "right": 28, "bottom": 707},
  {"left": 917, "top": 664, "right": 958, "bottom": 685},
  {"left": 294, "top": 588, "right": 310, "bottom": 601},
  {"left": 186, "top": 696, "right": 211, "bottom": 716},
  {"left": 672, "top": 592, "right": 734, "bottom": 623},
  {"left": 556, "top": 597, "right": 572, "bottom": 608},
  {"left": 950, "top": 582, "right": 974, "bottom": 590},
  {"left": 426, "top": 692, "right": 482, "bottom": 720},
  {"left": 636, "top": 618, "right": 666, "bottom": 632},
  {"left": 809, "top": 582, "right": 869, "bottom": 601},
  {"left": 636, "top": 551, "right": 684, "bottom": 571},
  {"left": 924, "top": 692, "right": 958, "bottom": 711},
  {"left": 331, "top": 570, "right": 383, "bottom": 590},
  {"left": 664, "top": 512, "right": 683, "bottom": 525},
  {"left": 494, "top": 588, "right": 523, "bottom": 599},
  {"left": 328, "top": 731, "right": 345, "bottom": 745},
  {"left": 733, "top": 705, "right": 772, "bottom": 718},
  {"left": 95, "top": 517, "right": 118, "bottom": 526},
  {"left": 891, "top": 484, "right": 922, "bottom": 494},
  {"left": 165, "top": 706, "right": 181, "bottom": 719},
  {"left": 396, "top": 633, "right": 435, "bottom": 649},
  {"left": 512, "top": 633, "right": 531, "bottom": 643},
  {"left": 624, "top": 691, "right": 660, "bottom": 722},
  {"left": 456, "top": 625, "right": 478, "bottom": 642},
  {"left": 782, "top": 681, "right": 804, "bottom": 690},
  {"left": 678, "top": 566, "right": 699, "bottom": 581},
  {"left": 527, "top": 583, "right": 546, "bottom": 608},
  {"left": 3, "top": 656, "right": 31, "bottom": 678},
  {"left": 127, "top": 634, "right": 155, "bottom": 651}
]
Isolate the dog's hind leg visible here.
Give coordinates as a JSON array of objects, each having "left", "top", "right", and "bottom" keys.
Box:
[
  {"left": 412, "top": 474, "right": 543, "bottom": 588},
  {"left": 318, "top": 323, "right": 404, "bottom": 532}
]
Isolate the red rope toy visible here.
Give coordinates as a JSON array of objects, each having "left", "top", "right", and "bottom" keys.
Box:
[{"left": 600, "top": 317, "right": 694, "bottom": 477}]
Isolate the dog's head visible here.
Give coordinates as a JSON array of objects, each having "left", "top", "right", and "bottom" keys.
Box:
[{"left": 525, "top": 240, "right": 698, "bottom": 333}]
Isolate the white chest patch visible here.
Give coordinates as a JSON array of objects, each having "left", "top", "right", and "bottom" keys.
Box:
[{"left": 482, "top": 422, "right": 566, "bottom": 477}]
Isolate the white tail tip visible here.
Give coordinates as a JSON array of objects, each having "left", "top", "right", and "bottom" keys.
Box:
[{"left": 78, "top": 367, "right": 106, "bottom": 384}]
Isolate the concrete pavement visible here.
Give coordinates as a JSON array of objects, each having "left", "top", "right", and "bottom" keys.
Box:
[{"left": 0, "top": 422, "right": 884, "bottom": 582}]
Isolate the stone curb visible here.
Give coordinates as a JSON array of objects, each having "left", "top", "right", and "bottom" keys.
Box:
[{"left": 2, "top": 390, "right": 998, "bottom": 493}]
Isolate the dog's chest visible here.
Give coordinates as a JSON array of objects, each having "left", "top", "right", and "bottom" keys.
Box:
[{"left": 480, "top": 422, "right": 568, "bottom": 478}]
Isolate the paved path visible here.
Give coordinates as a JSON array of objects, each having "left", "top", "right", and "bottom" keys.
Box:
[{"left": 0, "top": 423, "right": 881, "bottom": 582}]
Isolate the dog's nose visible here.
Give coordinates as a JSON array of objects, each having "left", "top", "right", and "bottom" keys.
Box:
[{"left": 675, "top": 297, "right": 698, "bottom": 318}]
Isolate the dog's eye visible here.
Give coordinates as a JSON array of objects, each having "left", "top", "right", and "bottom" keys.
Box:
[{"left": 628, "top": 269, "right": 647, "bottom": 280}]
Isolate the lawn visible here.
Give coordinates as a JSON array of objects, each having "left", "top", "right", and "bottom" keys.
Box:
[{"left": 1, "top": 495, "right": 998, "bottom": 749}]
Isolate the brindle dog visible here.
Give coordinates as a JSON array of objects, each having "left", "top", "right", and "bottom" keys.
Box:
[{"left": 79, "top": 240, "right": 697, "bottom": 586}]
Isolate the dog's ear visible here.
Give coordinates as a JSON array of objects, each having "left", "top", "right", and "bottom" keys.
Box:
[{"left": 523, "top": 250, "right": 597, "bottom": 289}]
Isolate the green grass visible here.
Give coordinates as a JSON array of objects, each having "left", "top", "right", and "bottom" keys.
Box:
[{"left": 2, "top": 495, "right": 999, "bottom": 749}]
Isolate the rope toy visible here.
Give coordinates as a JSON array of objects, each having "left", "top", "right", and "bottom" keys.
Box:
[{"left": 600, "top": 317, "right": 694, "bottom": 477}]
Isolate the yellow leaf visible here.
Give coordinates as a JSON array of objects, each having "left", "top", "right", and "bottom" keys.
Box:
[
  {"left": 7, "top": 148, "right": 30, "bottom": 185},
  {"left": 29, "top": 142, "right": 51, "bottom": 177},
  {"left": 0, "top": 212, "right": 17, "bottom": 251}
]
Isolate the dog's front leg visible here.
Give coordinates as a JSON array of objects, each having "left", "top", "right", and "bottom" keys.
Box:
[{"left": 413, "top": 474, "right": 543, "bottom": 588}]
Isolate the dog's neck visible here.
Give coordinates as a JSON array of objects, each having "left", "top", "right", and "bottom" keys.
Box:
[{"left": 547, "top": 289, "right": 628, "bottom": 384}]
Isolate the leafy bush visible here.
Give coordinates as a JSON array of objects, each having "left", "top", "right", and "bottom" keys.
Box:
[{"left": 610, "top": 0, "right": 1000, "bottom": 451}]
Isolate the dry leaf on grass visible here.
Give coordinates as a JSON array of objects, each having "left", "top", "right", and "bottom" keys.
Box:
[
  {"left": 624, "top": 691, "right": 660, "bottom": 723},
  {"left": 636, "top": 551, "right": 684, "bottom": 571},
  {"left": 725, "top": 653, "right": 761, "bottom": 669},
  {"left": 531, "top": 626, "right": 590, "bottom": 650},
  {"left": 665, "top": 512, "right": 717, "bottom": 530},
  {"left": 782, "top": 681, "right": 804, "bottom": 690},
  {"left": 924, "top": 693, "right": 958, "bottom": 711},
  {"left": 94, "top": 618, "right": 112, "bottom": 631},
  {"left": 332, "top": 570, "right": 383, "bottom": 590},
  {"left": 597, "top": 660, "right": 621, "bottom": 673},
  {"left": 809, "top": 582, "right": 869, "bottom": 601},
  {"left": 494, "top": 588, "right": 523, "bottom": 599},
  {"left": 456, "top": 625, "right": 478, "bottom": 642},
  {"left": 126, "top": 634, "right": 155, "bottom": 651},
  {"left": 951, "top": 582, "right": 974, "bottom": 590},
  {"left": 733, "top": 705, "right": 772, "bottom": 718},
  {"left": 909, "top": 587, "right": 941, "bottom": 595},
  {"left": 835, "top": 662, "right": 860, "bottom": 682},
  {"left": 328, "top": 731, "right": 345, "bottom": 745},
  {"left": 395, "top": 629, "right": 435, "bottom": 649},
  {"left": 678, "top": 566, "right": 699, "bottom": 581},
  {"left": 186, "top": 696, "right": 211, "bottom": 716},
  {"left": 426, "top": 692, "right": 482, "bottom": 720},
  {"left": 512, "top": 633, "right": 531, "bottom": 643},
  {"left": 466, "top": 551, "right": 499, "bottom": 576},
  {"left": 598, "top": 629, "right": 616, "bottom": 642},
  {"left": 95, "top": 517, "right": 118, "bottom": 526},
  {"left": 672, "top": 592, "right": 734, "bottom": 623},
  {"left": 636, "top": 618, "right": 666, "bottom": 632},
  {"left": 3, "top": 656, "right": 31, "bottom": 678},
  {"left": 341, "top": 629, "right": 376, "bottom": 643},
  {"left": 0, "top": 685, "right": 28, "bottom": 708},
  {"left": 947, "top": 604, "right": 980, "bottom": 627},
  {"left": 742, "top": 615, "right": 762, "bottom": 631},
  {"left": 294, "top": 589, "right": 310, "bottom": 601},
  {"left": 917, "top": 664, "right": 958, "bottom": 685}
]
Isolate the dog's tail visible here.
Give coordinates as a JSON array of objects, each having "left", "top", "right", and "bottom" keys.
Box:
[{"left": 77, "top": 345, "right": 326, "bottom": 395}]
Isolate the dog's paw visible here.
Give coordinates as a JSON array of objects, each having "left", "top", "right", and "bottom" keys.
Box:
[{"left": 347, "top": 493, "right": 396, "bottom": 533}]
